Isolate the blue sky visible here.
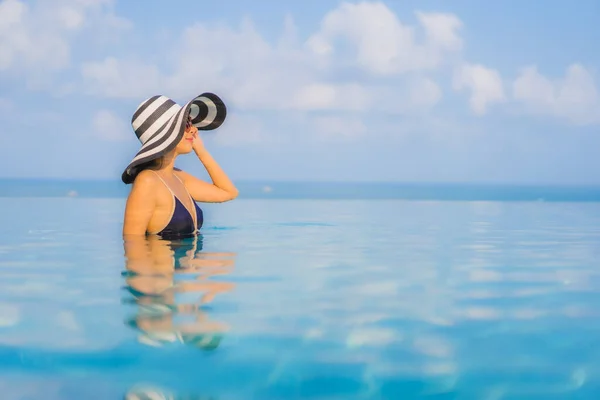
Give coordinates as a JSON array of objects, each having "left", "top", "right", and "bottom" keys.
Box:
[{"left": 0, "top": 0, "right": 599, "bottom": 184}]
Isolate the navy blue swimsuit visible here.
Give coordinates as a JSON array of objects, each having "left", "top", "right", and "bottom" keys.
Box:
[{"left": 150, "top": 173, "right": 203, "bottom": 239}]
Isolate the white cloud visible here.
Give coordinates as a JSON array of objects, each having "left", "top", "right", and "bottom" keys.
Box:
[
  {"left": 0, "top": 0, "right": 69, "bottom": 72},
  {"left": 335, "top": 77, "right": 442, "bottom": 116},
  {"left": 401, "top": 77, "right": 443, "bottom": 110},
  {"left": 2, "top": 0, "right": 597, "bottom": 151},
  {"left": 81, "top": 57, "right": 163, "bottom": 99},
  {"left": 292, "top": 79, "right": 441, "bottom": 114},
  {"left": 0, "top": 0, "right": 130, "bottom": 85},
  {"left": 512, "top": 64, "right": 600, "bottom": 125},
  {"left": 306, "top": 2, "right": 463, "bottom": 75},
  {"left": 416, "top": 11, "right": 463, "bottom": 53},
  {"left": 91, "top": 109, "right": 130, "bottom": 141},
  {"left": 290, "top": 83, "right": 372, "bottom": 111},
  {"left": 79, "top": 2, "right": 452, "bottom": 134},
  {"left": 453, "top": 63, "right": 505, "bottom": 115}
]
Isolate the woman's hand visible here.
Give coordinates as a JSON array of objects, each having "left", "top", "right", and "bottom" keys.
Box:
[{"left": 191, "top": 129, "right": 205, "bottom": 152}]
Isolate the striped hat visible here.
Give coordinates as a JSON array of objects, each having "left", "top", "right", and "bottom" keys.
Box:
[{"left": 121, "top": 92, "right": 227, "bottom": 184}]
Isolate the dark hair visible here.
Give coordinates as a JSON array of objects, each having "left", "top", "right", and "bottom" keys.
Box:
[{"left": 122, "top": 157, "right": 165, "bottom": 185}]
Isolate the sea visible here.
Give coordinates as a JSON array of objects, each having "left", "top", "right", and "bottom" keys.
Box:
[{"left": 0, "top": 178, "right": 599, "bottom": 399}]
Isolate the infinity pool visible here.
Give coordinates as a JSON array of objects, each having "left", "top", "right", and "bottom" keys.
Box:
[{"left": 0, "top": 197, "right": 599, "bottom": 399}]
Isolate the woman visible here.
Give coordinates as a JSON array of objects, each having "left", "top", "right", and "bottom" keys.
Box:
[{"left": 122, "top": 92, "right": 238, "bottom": 238}]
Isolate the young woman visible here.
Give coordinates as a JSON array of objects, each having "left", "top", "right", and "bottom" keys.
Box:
[{"left": 121, "top": 92, "right": 238, "bottom": 238}]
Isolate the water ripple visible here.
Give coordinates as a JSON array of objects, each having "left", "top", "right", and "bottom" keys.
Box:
[{"left": 0, "top": 199, "right": 599, "bottom": 398}]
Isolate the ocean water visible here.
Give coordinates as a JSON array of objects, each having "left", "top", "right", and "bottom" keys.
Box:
[{"left": 0, "top": 181, "right": 600, "bottom": 399}]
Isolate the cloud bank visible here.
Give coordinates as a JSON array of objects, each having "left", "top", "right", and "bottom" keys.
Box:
[{"left": 0, "top": 0, "right": 598, "bottom": 183}]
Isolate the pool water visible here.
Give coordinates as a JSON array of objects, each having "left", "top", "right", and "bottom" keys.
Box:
[{"left": 1, "top": 197, "right": 600, "bottom": 399}]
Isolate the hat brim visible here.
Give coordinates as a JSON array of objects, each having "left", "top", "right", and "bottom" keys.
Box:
[
  {"left": 121, "top": 92, "right": 227, "bottom": 184},
  {"left": 189, "top": 92, "right": 227, "bottom": 131}
]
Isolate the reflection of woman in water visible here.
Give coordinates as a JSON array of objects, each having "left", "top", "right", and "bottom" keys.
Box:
[
  {"left": 122, "top": 234, "right": 235, "bottom": 350},
  {"left": 121, "top": 92, "right": 238, "bottom": 239}
]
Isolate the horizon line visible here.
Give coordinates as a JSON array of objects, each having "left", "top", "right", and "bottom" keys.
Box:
[{"left": 0, "top": 177, "right": 600, "bottom": 188}]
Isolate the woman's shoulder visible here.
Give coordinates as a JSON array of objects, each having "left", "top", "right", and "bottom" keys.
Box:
[
  {"left": 131, "top": 169, "right": 160, "bottom": 192},
  {"left": 135, "top": 169, "right": 160, "bottom": 182},
  {"left": 125, "top": 169, "right": 161, "bottom": 211}
]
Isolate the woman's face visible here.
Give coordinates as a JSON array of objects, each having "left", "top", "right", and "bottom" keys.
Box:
[{"left": 175, "top": 115, "right": 197, "bottom": 154}]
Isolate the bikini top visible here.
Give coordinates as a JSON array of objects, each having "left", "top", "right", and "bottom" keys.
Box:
[{"left": 150, "top": 172, "right": 203, "bottom": 239}]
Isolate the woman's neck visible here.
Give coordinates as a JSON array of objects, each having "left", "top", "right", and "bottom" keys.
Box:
[{"left": 157, "top": 152, "right": 177, "bottom": 175}]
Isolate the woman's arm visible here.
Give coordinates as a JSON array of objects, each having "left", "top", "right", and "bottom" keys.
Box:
[
  {"left": 175, "top": 139, "right": 239, "bottom": 203},
  {"left": 123, "top": 170, "right": 158, "bottom": 236}
]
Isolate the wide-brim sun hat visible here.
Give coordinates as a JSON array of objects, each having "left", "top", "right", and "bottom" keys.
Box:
[{"left": 121, "top": 92, "right": 227, "bottom": 184}]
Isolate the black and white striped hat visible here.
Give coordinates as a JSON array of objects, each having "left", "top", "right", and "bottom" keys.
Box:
[{"left": 121, "top": 92, "right": 227, "bottom": 184}]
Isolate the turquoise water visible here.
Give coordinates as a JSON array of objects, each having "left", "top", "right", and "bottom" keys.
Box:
[{"left": 1, "top": 182, "right": 600, "bottom": 398}]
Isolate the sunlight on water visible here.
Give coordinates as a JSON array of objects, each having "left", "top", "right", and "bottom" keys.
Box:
[{"left": 0, "top": 198, "right": 599, "bottom": 399}]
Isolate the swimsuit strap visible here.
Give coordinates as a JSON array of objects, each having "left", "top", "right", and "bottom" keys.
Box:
[
  {"left": 150, "top": 170, "right": 175, "bottom": 196},
  {"left": 174, "top": 174, "right": 195, "bottom": 203}
]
